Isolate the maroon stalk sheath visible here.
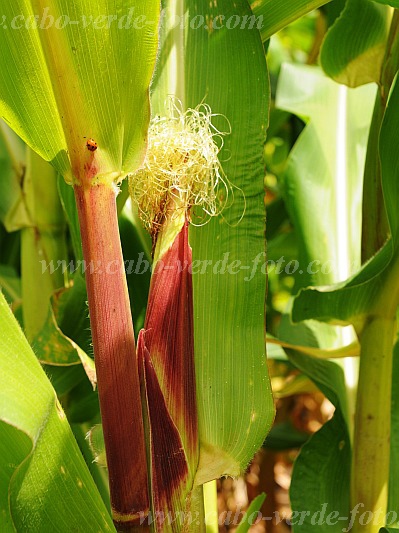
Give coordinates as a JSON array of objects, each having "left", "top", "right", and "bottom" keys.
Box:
[{"left": 74, "top": 183, "right": 149, "bottom": 529}]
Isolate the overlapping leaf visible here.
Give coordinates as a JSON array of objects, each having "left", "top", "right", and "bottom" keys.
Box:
[
  {"left": 185, "top": 0, "right": 274, "bottom": 483},
  {"left": 138, "top": 221, "right": 199, "bottom": 531},
  {"left": 147, "top": 0, "right": 274, "bottom": 505},
  {"left": 320, "top": 0, "right": 389, "bottom": 87},
  {"left": 274, "top": 63, "right": 374, "bottom": 530},
  {"left": 0, "top": 0, "right": 160, "bottom": 184},
  {"left": 0, "top": 291, "right": 115, "bottom": 531},
  {"left": 276, "top": 63, "right": 376, "bottom": 290},
  {"left": 251, "top": 0, "right": 332, "bottom": 42},
  {"left": 292, "top": 73, "right": 399, "bottom": 327}
]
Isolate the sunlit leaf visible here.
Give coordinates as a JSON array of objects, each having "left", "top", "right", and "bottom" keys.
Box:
[
  {"left": 251, "top": 0, "right": 332, "bottom": 42},
  {"left": 0, "top": 1, "right": 160, "bottom": 184},
  {"left": 0, "top": 291, "right": 115, "bottom": 531},
  {"left": 320, "top": 0, "right": 389, "bottom": 87},
  {"left": 185, "top": 0, "right": 274, "bottom": 483},
  {"left": 292, "top": 72, "right": 399, "bottom": 327},
  {"left": 276, "top": 63, "right": 376, "bottom": 289}
]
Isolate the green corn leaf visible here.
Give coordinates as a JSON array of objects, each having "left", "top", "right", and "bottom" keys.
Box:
[
  {"left": 292, "top": 71, "right": 399, "bottom": 327},
  {"left": 274, "top": 62, "right": 371, "bottom": 530},
  {"left": 0, "top": 1, "right": 160, "bottom": 184},
  {"left": 279, "top": 344, "right": 351, "bottom": 532},
  {"left": 0, "top": 290, "right": 115, "bottom": 531},
  {"left": 145, "top": 0, "right": 274, "bottom": 516},
  {"left": 33, "top": 297, "right": 96, "bottom": 386},
  {"left": 276, "top": 63, "right": 376, "bottom": 289},
  {"left": 290, "top": 407, "right": 350, "bottom": 532},
  {"left": 185, "top": 0, "right": 274, "bottom": 483},
  {"left": 380, "top": 73, "right": 399, "bottom": 249},
  {"left": 250, "top": 0, "right": 332, "bottom": 42},
  {"left": 320, "top": 0, "right": 389, "bottom": 87}
]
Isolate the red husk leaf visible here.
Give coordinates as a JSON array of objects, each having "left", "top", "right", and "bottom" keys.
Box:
[{"left": 138, "top": 219, "right": 199, "bottom": 529}]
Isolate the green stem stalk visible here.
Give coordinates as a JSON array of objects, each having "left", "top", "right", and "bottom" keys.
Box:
[
  {"left": 203, "top": 480, "right": 218, "bottom": 533},
  {"left": 74, "top": 182, "right": 148, "bottom": 531},
  {"left": 351, "top": 317, "right": 395, "bottom": 533}
]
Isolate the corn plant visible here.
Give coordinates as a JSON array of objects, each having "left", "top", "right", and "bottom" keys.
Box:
[{"left": 268, "top": 2, "right": 399, "bottom": 533}]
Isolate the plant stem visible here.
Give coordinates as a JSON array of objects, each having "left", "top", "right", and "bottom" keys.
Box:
[
  {"left": 74, "top": 182, "right": 148, "bottom": 530},
  {"left": 203, "top": 481, "right": 218, "bottom": 533},
  {"left": 351, "top": 317, "right": 395, "bottom": 533}
]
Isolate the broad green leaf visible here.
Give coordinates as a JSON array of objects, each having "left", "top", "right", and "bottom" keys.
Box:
[
  {"left": 185, "top": 0, "right": 274, "bottom": 483},
  {"left": 320, "top": 0, "right": 389, "bottom": 87},
  {"left": 251, "top": 0, "right": 332, "bottom": 42},
  {"left": 0, "top": 422, "right": 32, "bottom": 532},
  {"left": 0, "top": 291, "right": 115, "bottom": 531},
  {"left": 275, "top": 62, "right": 368, "bottom": 529},
  {"left": 286, "top": 350, "right": 351, "bottom": 532},
  {"left": 361, "top": 92, "right": 390, "bottom": 261},
  {"left": 149, "top": 0, "right": 274, "bottom": 492},
  {"left": 276, "top": 63, "right": 376, "bottom": 289},
  {"left": 0, "top": 1, "right": 160, "bottom": 184},
  {"left": 34, "top": 274, "right": 96, "bottom": 389},
  {"left": 263, "top": 421, "right": 309, "bottom": 450},
  {"left": 325, "top": 0, "right": 346, "bottom": 27},
  {"left": 290, "top": 409, "right": 350, "bottom": 532},
  {"left": 291, "top": 240, "right": 391, "bottom": 327},
  {"left": 292, "top": 72, "right": 399, "bottom": 327},
  {"left": 33, "top": 300, "right": 96, "bottom": 386}
]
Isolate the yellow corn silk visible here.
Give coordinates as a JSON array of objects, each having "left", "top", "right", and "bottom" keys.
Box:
[{"left": 129, "top": 98, "right": 233, "bottom": 243}]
